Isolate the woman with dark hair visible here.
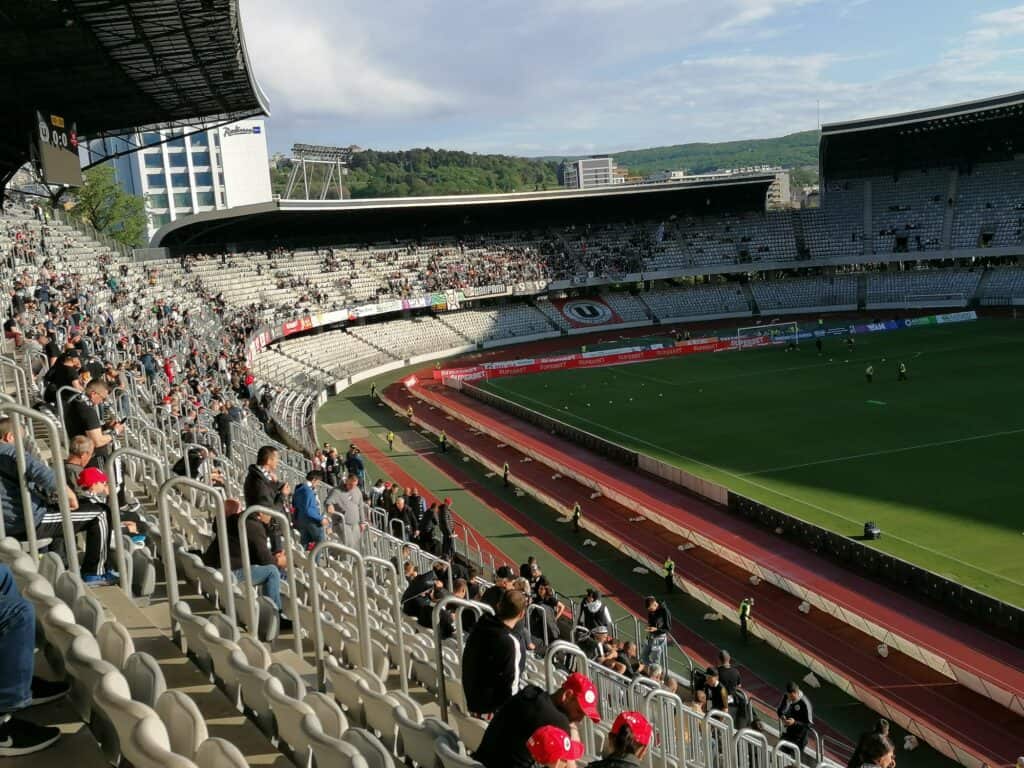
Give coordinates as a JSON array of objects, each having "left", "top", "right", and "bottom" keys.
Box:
[
  {"left": 588, "top": 711, "right": 652, "bottom": 767},
  {"left": 847, "top": 719, "right": 890, "bottom": 768},
  {"left": 857, "top": 733, "right": 896, "bottom": 768}
]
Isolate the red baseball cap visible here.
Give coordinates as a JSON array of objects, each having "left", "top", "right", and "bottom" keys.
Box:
[
  {"left": 562, "top": 673, "right": 601, "bottom": 722},
  {"left": 443, "top": 497, "right": 452, "bottom": 506},
  {"left": 611, "top": 711, "right": 653, "bottom": 746},
  {"left": 526, "top": 725, "right": 584, "bottom": 764},
  {"left": 78, "top": 467, "right": 108, "bottom": 488}
]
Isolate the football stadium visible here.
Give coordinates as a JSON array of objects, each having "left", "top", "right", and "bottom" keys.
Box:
[{"left": 2, "top": 4, "right": 1024, "bottom": 768}]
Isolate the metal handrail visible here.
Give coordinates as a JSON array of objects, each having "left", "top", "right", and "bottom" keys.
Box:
[
  {"left": 544, "top": 640, "right": 598, "bottom": 757},
  {"left": 238, "top": 505, "right": 302, "bottom": 656},
  {"left": 157, "top": 476, "right": 236, "bottom": 641},
  {"left": 364, "top": 555, "right": 408, "bottom": 694},
  {"left": 0, "top": 356, "right": 30, "bottom": 408},
  {"left": 0, "top": 398, "right": 76, "bottom": 565},
  {"left": 433, "top": 595, "right": 493, "bottom": 722},
  {"left": 308, "top": 541, "right": 371, "bottom": 690},
  {"left": 105, "top": 448, "right": 166, "bottom": 597}
]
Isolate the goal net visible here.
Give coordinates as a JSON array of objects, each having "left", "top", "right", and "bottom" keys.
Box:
[{"left": 737, "top": 320, "right": 799, "bottom": 345}]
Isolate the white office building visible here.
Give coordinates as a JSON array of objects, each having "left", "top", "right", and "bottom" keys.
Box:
[
  {"left": 87, "top": 118, "right": 272, "bottom": 239},
  {"left": 561, "top": 156, "right": 623, "bottom": 189}
]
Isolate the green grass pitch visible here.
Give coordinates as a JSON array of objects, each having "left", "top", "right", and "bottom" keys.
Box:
[{"left": 480, "top": 318, "right": 1024, "bottom": 606}]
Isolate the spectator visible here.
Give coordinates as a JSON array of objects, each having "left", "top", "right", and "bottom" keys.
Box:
[
  {"left": 717, "top": 649, "right": 742, "bottom": 695},
  {"left": 703, "top": 667, "right": 729, "bottom": 712},
  {"left": 417, "top": 501, "right": 438, "bottom": 553},
  {"left": 856, "top": 733, "right": 896, "bottom": 768},
  {"left": 462, "top": 589, "right": 528, "bottom": 717},
  {"left": 641, "top": 596, "right": 670, "bottom": 668},
  {"left": 690, "top": 689, "right": 708, "bottom": 714},
  {"left": 587, "top": 711, "right": 653, "bottom": 768},
  {"left": 401, "top": 561, "right": 445, "bottom": 618},
  {"left": 63, "top": 435, "right": 94, "bottom": 487},
  {"left": 388, "top": 496, "right": 416, "bottom": 541},
  {"left": 213, "top": 400, "right": 233, "bottom": 459},
  {"left": 203, "top": 499, "right": 291, "bottom": 629},
  {"left": 482, "top": 565, "right": 516, "bottom": 609},
  {"left": 333, "top": 473, "right": 364, "bottom": 548},
  {"left": 578, "top": 625, "right": 612, "bottom": 662},
  {"left": 0, "top": 418, "right": 113, "bottom": 585},
  {"left": 525, "top": 725, "right": 584, "bottom": 768},
  {"left": 369, "top": 478, "right": 385, "bottom": 508},
  {"left": 417, "top": 586, "right": 456, "bottom": 639},
  {"left": 244, "top": 445, "right": 290, "bottom": 513},
  {"left": 62, "top": 380, "right": 123, "bottom": 466},
  {"left": 322, "top": 447, "right": 340, "bottom": 486},
  {"left": 509, "top": 578, "right": 537, "bottom": 664},
  {"left": 344, "top": 444, "right": 365, "bottom": 487},
  {"left": 293, "top": 469, "right": 328, "bottom": 547},
  {"left": 777, "top": 681, "right": 813, "bottom": 754},
  {"left": 474, "top": 673, "right": 601, "bottom": 768},
  {"left": 848, "top": 720, "right": 891, "bottom": 768},
  {"left": 520, "top": 555, "right": 537, "bottom": 579},
  {"left": 578, "top": 589, "right": 612, "bottom": 634},
  {"left": 0, "top": 564, "right": 69, "bottom": 755},
  {"left": 438, "top": 496, "right": 455, "bottom": 560},
  {"left": 616, "top": 641, "right": 644, "bottom": 679}
]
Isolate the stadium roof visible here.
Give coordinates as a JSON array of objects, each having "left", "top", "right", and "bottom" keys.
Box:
[
  {"left": 151, "top": 175, "right": 776, "bottom": 251},
  {"left": 0, "top": 0, "right": 269, "bottom": 182},
  {"left": 820, "top": 90, "right": 1024, "bottom": 177}
]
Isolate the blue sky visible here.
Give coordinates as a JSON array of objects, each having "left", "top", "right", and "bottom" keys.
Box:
[{"left": 240, "top": 0, "right": 1024, "bottom": 157}]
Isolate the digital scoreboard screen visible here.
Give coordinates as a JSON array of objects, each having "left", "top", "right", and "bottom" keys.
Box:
[{"left": 35, "top": 111, "right": 83, "bottom": 187}]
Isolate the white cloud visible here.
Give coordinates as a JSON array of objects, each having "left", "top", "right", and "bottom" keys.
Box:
[
  {"left": 242, "top": 0, "right": 456, "bottom": 119},
  {"left": 239, "top": 1, "right": 1024, "bottom": 155}
]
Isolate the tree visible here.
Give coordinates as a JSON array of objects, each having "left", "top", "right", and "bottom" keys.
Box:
[{"left": 68, "top": 165, "right": 146, "bottom": 246}]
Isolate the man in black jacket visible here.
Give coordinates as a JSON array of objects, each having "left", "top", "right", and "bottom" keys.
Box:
[
  {"left": 203, "top": 499, "right": 288, "bottom": 625},
  {"left": 777, "top": 681, "right": 813, "bottom": 753},
  {"left": 243, "top": 445, "right": 290, "bottom": 555},
  {"left": 244, "top": 446, "right": 290, "bottom": 510},
  {"left": 474, "top": 672, "right": 600, "bottom": 768},
  {"left": 461, "top": 589, "right": 527, "bottom": 717},
  {"left": 438, "top": 497, "right": 455, "bottom": 559},
  {"left": 402, "top": 561, "right": 447, "bottom": 618}
]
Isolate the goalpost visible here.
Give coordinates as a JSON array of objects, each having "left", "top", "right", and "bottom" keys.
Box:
[
  {"left": 736, "top": 320, "right": 800, "bottom": 345},
  {"left": 902, "top": 292, "right": 967, "bottom": 309}
]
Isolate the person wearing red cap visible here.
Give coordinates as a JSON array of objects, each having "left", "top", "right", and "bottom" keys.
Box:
[
  {"left": 587, "top": 711, "right": 653, "bottom": 767},
  {"left": 526, "top": 724, "right": 584, "bottom": 768},
  {"left": 474, "top": 672, "right": 600, "bottom": 768}
]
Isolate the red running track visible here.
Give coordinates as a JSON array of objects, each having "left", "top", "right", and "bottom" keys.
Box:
[{"left": 388, "top": 376, "right": 1024, "bottom": 768}]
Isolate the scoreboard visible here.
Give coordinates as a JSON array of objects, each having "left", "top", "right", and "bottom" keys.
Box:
[{"left": 34, "top": 111, "right": 83, "bottom": 186}]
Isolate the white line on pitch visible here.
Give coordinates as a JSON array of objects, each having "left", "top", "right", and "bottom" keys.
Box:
[
  {"left": 486, "top": 382, "right": 1024, "bottom": 590},
  {"left": 742, "top": 427, "right": 1024, "bottom": 477}
]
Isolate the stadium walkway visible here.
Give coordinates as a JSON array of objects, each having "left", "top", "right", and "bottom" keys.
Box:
[{"left": 389, "top": 377, "right": 1024, "bottom": 768}]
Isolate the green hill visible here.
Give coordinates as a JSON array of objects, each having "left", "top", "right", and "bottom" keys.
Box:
[
  {"left": 604, "top": 130, "right": 820, "bottom": 177},
  {"left": 270, "top": 130, "right": 821, "bottom": 199}
]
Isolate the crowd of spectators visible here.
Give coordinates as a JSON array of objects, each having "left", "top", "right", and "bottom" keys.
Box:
[{"left": 1, "top": 201, "right": 845, "bottom": 765}]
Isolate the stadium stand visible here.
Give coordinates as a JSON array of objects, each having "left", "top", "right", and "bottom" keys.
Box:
[
  {"left": 435, "top": 305, "right": 556, "bottom": 343},
  {"left": 640, "top": 283, "right": 751, "bottom": 320},
  {"left": 750, "top": 275, "right": 858, "bottom": 311},
  {"left": 864, "top": 268, "right": 982, "bottom": 308},
  {"left": 952, "top": 160, "right": 1024, "bottom": 249},
  {"left": 980, "top": 265, "right": 1024, "bottom": 304},
  {"left": 868, "top": 170, "right": 951, "bottom": 255},
  {"left": 1, "top": 198, "right": 884, "bottom": 768}
]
